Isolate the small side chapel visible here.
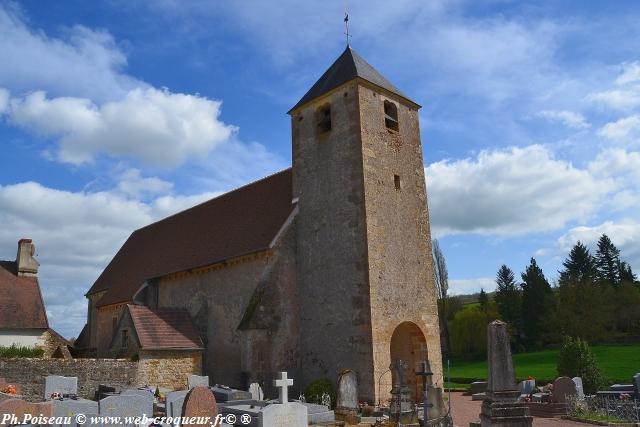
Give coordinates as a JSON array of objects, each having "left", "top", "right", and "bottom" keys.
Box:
[{"left": 77, "top": 46, "right": 443, "bottom": 403}]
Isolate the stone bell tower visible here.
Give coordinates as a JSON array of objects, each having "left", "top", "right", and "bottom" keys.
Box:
[{"left": 289, "top": 47, "right": 442, "bottom": 404}]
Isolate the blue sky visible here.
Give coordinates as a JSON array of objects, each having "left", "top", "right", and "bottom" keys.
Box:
[{"left": 1, "top": 0, "right": 639, "bottom": 338}]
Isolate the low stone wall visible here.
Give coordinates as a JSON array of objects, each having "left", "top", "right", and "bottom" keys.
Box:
[
  {"left": 136, "top": 350, "right": 202, "bottom": 390},
  {"left": 0, "top": 358, "right": 137, "bottom": 401}
]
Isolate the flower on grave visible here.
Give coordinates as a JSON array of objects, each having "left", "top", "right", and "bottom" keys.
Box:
[
  {"left": 528, "top": 376, "right": 535, "bottom": 380},
  {"left": 1, "top": 385, "right": 17, "bottom": 395}
]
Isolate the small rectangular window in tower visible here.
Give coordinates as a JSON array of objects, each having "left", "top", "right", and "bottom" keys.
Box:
[
  {"left": 121, "top": 329, "right": 129, "bottom": 349},
  {"left": 316, "top": 104, "right": 332, "bottom": 134},
  {"left": 384, "top": 100, "right": 399, "bottom": 132},
  {"left": 394, "top": 174, "right": 401, "bottom": 190}
]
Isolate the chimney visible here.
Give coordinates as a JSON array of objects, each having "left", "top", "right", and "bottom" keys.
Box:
[{"left": 16, "top": 238, "right": 39, "bottom": 277}]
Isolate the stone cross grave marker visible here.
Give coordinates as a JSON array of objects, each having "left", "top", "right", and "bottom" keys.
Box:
[
  {"left": 45, "top": 375, "right": 78, "bottom": 400},
  {"left": 52, "top": 398, "right": 98, "bottom": 427},
  {"left": 181, "top": 387, "right": 218, "bottom": 427},
  {"left": 166, "top": 390, "right": 189, "bottom": 418},
  {"left": 551, "top": 377, "right": 577, "bottom": 404},
  {"left": 248, "top": 382, "right": 263, "bottom": 401},
  {"left": 274, "top": 372, "right": 293, "bottom": 404},
  {"left": 572, "top": 377, "right": 584, "bottom": 397},
  {"left": 99, "top": 394, "right": 153, "bottom": 427},
  {"left": 336, "top": 370, "right": 357, "bottom": 410},
  {"left": 188, "top": 375, "right": 209, "bottom": 389}
]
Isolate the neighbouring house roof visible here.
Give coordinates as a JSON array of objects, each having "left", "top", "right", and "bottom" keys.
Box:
[
  {"left": 89, "top": 168, "right": 294, "bottom": 307},
  {"left": 127, "top": 304, "right": 203, "bottom": 350},
  {"left": 0, "top": 261, "right": 49, "bottom": 329},
  {"left": 288, "top": 46, "right": 417, "bottom": 113}
]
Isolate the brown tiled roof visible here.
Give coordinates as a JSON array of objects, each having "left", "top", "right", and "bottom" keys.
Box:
[
  {"left": 0, "top": 261, "right": 49, "bottom": 329},
  {"left": 90, "top": 168, "right": 294, "bottom": 307},
  {"left": 127, "top": 304, "right": 203, "bottom": 350}
]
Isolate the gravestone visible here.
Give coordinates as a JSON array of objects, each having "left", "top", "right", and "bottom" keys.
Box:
[
  {"left": 248, "top": 383, "right": 264, "bottom": 401},
  {"left": 166, "top": 390, "right": 189, "bottom": 417},
  {"left": 572, "top": 377, "right": 584, "bottom": 397},
  {"left": 52, "top": 398, "right": 98, "bottom": 427},
  {"left": 478, "top": 320, "right": 532, "bottom": 427},
  {"left": 99, "top": 394, "right": 154, "bottom": 427},
  {"left": 211, "top": 384, "right": 252, "bottom": 402},
  {"left": 181, "top": 387, "right": 218, "bottom": 427},
  {"left": 303, "top": 402, "right": 335, "bottom": 424},
  {"left": 0, "top": 399, "right": 53, "bottom": 426},
  {"left": 518, "top": 379, "right": 536, "bottom": 395},
  {"left": 335, "top": 369, "right": 358, "bottom": 424},
  {"left": 188, "top": 375, "right": 209, "bottom": 389},
  {"left": 45, "top": 375, "right": 77, "bottom": 399},
  {"left": 551, "top": 377, "right": 577, "bottom": 403},
  {"left": 633, "top": 373, "right": 640, "bottom": 395},
  {"left": 264, "top": 372, "right": 308, "bottom": 427}
]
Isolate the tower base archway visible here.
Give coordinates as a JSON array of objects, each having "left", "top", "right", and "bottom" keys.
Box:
[{"left": 389, "top": 321, "right": 429, "bottom": 403}]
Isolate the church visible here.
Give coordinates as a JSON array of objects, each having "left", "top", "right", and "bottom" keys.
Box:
[{"left": 78, "top": 46, "right": 443, "bottom": 404}]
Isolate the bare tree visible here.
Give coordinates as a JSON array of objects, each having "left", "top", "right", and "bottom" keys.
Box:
[{"left": 433, "top": 239, "right": 448, "bottom": 300}]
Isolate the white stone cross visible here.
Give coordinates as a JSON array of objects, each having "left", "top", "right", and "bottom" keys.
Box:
[{"left": 274, "top": 371, "right": 294, "bottom": 404}]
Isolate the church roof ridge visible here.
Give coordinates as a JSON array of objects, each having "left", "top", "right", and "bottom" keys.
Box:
[{"left": 288, "top": 46, "right": 416, "bottom": 113}]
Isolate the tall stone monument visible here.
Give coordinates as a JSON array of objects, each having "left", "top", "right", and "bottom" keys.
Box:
[{"left": 477, "top": 320, "right": 532, "bottom": 427}]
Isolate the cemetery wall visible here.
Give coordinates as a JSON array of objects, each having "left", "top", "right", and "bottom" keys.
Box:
[
  {"left": 136, "top": 350, "right": 202, "bottom": 390},
  {"left": 0, "top": 358, "right": 137, "bottom": 401}
]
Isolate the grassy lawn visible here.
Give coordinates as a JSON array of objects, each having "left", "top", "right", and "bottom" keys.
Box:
[{"left": 446, "top": 344, "right": 640, "bottom": 383}]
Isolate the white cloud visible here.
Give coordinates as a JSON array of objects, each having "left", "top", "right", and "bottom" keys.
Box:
[
  {"left": 0, "top": 5, "right": 141, "bottom": 102},
  {"left": 557, "top": 221, "right": 640, "bottom": 271},
  {"left": 6, "top": 88, "right": 237, "bottom": 166},
  {"left": 536, "top": 110, "right": 590, "bottom": 129},
  {"left": 449, "top": 277, "right": 494, "bottom": 295},
  {"left": 115, "top": 168, "right": 174, "bottom": 198},
  {"left": 426, "top": 145, "right": 614, "bottom": 237},
  {"left": 616, "top": 61, "right": 640, "bottom": 86},
  {"left": 0, "top": 180, "right": 218, "bottom": 338},
  {"left": 598, "top": 115, "right": 640, "bottom": 145},
  {"left": 588, "top": 89, "right": 640, "bottom": 110},
  {"left": 0, "top": 87, "right": 8, "bottom": 113}
]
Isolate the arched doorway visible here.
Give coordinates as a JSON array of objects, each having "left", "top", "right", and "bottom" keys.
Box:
[{"left": 389, "top": 322, "right": 428, "bottom": 403}]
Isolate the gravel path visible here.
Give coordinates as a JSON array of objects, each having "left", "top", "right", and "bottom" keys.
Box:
[{"left": 448, "top": 392, "right": 587, "bottom": 426}]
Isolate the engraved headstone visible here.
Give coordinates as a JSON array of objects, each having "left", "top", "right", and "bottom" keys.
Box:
[
  {"left": 248, "top": 383, "right": 263, "bottom": 401},
  {"left": 572, "top": 377, "right": 584, "bottom": 397},
  {"left": 188, "top": 375, "right": 209, "bottom": 389},
  {"left": 45, "top": 375, "right": 77, "bottom": 399},
  {"left": 551, "top": 377, "right": 577, "bottom": 403},
  {"left": 166, "top": 390, "right": 189, "bottom": 417},
  {"left": 478, "top": 320, "right": 532, "bottom": 427},
  {"left": 181, "top": 387, "right": 218, "bottom": 427},
  {"left": 262, "top": 401, "right": 308, "bottom": 427},
  {"left": 99, "top": 394, "right": 153, "bottom": 427},
  {"left": 0, "top": 399, "right": 53, "bottom": 426},
  {"left": 52, "top": 398, "right": 98, "bottom": 427},
  {"left": 336, "top": 370, "right": 357, "bottom": 410}
]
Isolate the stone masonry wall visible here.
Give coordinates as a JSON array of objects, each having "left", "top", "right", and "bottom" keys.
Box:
[
  {"left": 136, "top": 350, "right": 202, "bottom": 390},
  {"left": 358, "top": 84, "right": 443, "bottom": 402},
  {"left": 0, "top": 358, "right": 137, "bottom": 401}
]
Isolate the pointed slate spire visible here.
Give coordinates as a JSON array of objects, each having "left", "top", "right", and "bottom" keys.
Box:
[{"left": 288, "top": 46, "right": 417, "bottom": 113}]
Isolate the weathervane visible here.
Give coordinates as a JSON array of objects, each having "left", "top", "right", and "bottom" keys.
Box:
[{"left": 344, "top": 8, "right": 352, "bottom": 46}]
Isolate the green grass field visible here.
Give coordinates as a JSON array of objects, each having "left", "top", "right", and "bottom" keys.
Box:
[{"left": 445, "top": 344, "right": 640, "bottom": 384}]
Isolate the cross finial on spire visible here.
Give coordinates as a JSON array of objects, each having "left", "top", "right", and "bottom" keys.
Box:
[
  {"left": 274, "top": 371, "right": 294, "bottom": 404},
  {"left": 344, "top": 11, "right": 352, "bottom": 46}
]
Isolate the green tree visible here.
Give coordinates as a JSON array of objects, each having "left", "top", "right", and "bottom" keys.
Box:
[
  {"left": 618, "top": 260, "right": 637, "bottom": 284},
  {"left": 557, "top": 242, "right": 610, "bottom": 340},
  {"left": 521, "top": 258, "right": 553, "bottom": 348},
  {"left": 494, "top": 265, "right": 521, "bottom": 337},
  {"left": 595, "top": 234, "right": 621, "bottom": 287},
  {"left": 557, "top": 336, "right": 605, "bottom": 394},
  {"left": 478, "top": 288, "right": 488, "bottom": 308},
  {"left": 432, "top": 239, "right": 448, "bottom": 300},
  {"left": 613, "top": 279, "right": 640, "bottom": 333}
]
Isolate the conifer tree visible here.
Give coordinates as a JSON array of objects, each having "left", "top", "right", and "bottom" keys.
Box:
[
  {"left": 494, "top": 265, "right": 521, "bottom": 336},
  {"left": 595, "top": 234, "right": 621, "bottom": 287},
  {"left": 479, "top": 288, "right": 488, "bottom": 308},
  {"left": 521, "top": 258, "right": 553, "bottom": 347}
]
